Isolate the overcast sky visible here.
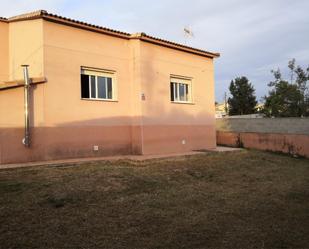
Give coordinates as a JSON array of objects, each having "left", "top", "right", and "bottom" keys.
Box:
[{"left": 1, "top": 0, "right": 308, "bottom": 102}]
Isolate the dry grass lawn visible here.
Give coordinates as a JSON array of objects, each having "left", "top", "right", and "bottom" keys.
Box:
[{"left": 0, "top": 150, "right": 308, "bottom": 249}]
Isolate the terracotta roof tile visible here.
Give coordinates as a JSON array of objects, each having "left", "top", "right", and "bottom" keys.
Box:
[
  {"left": 0, "top": 17, "right": 8, "bottom": 22},
  {"left": 44, "top": 11, "right": 131, "bottom": 37}
]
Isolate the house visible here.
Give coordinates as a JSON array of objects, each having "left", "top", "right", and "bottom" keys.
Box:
[
  {"left": 0, "top": 10, "right": 220, "bottom": 164},
  {"left": 215, "top": 102, "right": 228, "bottom": 118},
  {"left": 215, "top": 102, "right": 266, "bottom": 118}
]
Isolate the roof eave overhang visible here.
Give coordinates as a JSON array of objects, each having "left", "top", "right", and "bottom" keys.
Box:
[
  {"left": 42, "top": 15, "right": 131, "bottom": 40},
  {"left": 132, "top": 35, "right": 220, "bottom": 58}
]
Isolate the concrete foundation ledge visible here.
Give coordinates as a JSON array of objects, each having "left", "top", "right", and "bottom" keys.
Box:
[
  {"left": 0, "top": 148, "right": 244, "bottom": 170},
  {"left": 0, "top": 151, "right": 205, "bottom": 170}
]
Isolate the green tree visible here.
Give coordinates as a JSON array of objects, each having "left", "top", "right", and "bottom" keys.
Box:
[
  {"left": 228, "top": 76, "right": 257, "bottom": 115},
  {"left": 263, "top": 59, "right": 309, "bottom": 117}
]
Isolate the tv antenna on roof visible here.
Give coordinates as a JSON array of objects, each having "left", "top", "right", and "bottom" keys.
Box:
[{"left": 183, "top": 26, "right": 194, "bottom": 45}]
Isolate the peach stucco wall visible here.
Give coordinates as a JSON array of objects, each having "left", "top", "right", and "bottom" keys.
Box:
[
  {"left": 0, "top": 21, "right": 8, "bottom": 82},
  {"left": 0, "top": 18, "right": 216, "bottom": 164},
  {"left": 139, "top": 42, "right": 216, "bottom": 154},
  {"left": 1, "top": 20, "right": 45, "bottom": 127},
  {"left": 9, "top": 19, "right": 44, "bottom": 80}
]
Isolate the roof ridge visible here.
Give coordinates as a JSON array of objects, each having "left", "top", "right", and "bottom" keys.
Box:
[{"left": 8, "top": 10, "right": 46, "bottom": 21}]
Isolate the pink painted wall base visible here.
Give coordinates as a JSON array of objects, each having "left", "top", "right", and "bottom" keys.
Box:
[{"left": 0, "top": 125, "right": 216, "bottom": 164}]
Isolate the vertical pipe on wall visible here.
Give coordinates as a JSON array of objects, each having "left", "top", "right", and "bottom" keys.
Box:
[{"left": 21, "top": 65, "right": 30, "bottom": 147}]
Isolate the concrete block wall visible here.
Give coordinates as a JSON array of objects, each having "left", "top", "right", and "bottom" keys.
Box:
[{"left": 216, "top": 118, "right": 309, "bottom": 135}]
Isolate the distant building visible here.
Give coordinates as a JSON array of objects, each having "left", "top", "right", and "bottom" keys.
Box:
[
  {"left": 255, "top": 103, "right": 264, "bottom": 112},
  {"left": 215, "top": 102, "right": 228, "bottom": 118}
]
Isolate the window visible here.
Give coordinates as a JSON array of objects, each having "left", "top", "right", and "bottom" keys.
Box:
[
  {"left": 170, "top": 76, "right": 192, "bottom": 103},
  {"left": 81, "top": 67, "right": 116, "bottom": 101}
]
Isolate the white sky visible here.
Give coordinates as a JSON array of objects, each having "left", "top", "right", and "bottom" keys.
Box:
[{"left": 1, "top": 0, "right": 308, "bottom": 102}]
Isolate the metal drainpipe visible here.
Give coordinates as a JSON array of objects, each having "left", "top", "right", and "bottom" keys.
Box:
[{"left": 21, "top": 65, "right": 30, "bottom": 147}]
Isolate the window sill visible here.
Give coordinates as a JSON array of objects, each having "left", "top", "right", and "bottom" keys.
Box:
[
  {"left": 81, "top": 98, "right": 118, "bottom": 102},
  {"left": 171, "top": 101, "right": 195, "bottom": 105}
]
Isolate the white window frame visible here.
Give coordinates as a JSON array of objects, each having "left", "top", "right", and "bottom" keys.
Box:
[
  {"left": 170, "top": 75, "right": 193, "bottom": 103},
  {"left": 81, "top": 67, "right": 117, "bottom": 101}
]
